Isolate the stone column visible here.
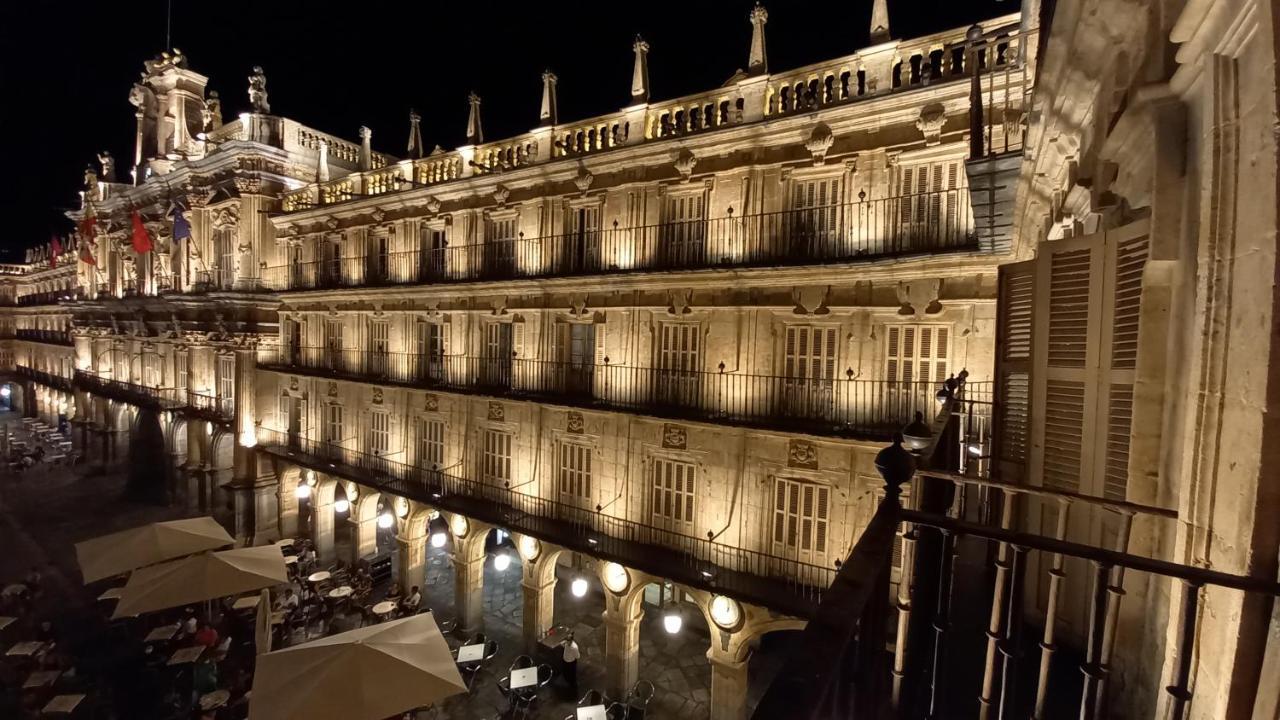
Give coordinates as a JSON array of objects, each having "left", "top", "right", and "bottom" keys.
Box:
[
  {"left": 349, "top": 515, "right": 378, "bottom": 563},
  {"left": 312, "top": 494, "right": 336, "bottom": 563},
  {"left": 397, "top": 525, "right": 429, "bottom": 596},
  {"left": 451, "top": 528, "right": 488, "bottom": 635},
  {"left": 521, "top": 569, "right": 556, "bottom": 653},
  {"left": 603, "top": 605, "right": 642, "bottom": 699},
  {"left": 233, "top": 181, "right": 268, "bottom": 291},
  {"left": 708, "top": 647, "right": 750, "bottom": 720},
  {"left": 276, "top": 471, "right": 300, "bottom": 541}
]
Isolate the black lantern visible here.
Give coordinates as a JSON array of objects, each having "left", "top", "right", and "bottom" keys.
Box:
[{"left": 875, "top": 432, "right": 915, "bottom": 496}]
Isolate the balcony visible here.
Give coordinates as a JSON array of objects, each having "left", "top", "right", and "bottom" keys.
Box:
[
  {"left": 262, "top": 190, "right": 977, "bottom": 291},
  {"left": 256, "top": 427, "right": 834, "bottom": 619},
  {"left": 15, "top": 288, "right": 82, "bottom": 306},
  {"left": 186, "top": 389, "right": 236, "bottom": 425},
  {"left": 262, "top": 348, "right": 983, "bottom": 441},
  {"left": 16, "top": 365, "right": 74, "bottom": 393},
  {"left": 15, "top": 329, "right": 73, "bottom": 346},
  {"left": 73, "top": 370, "right": 185, "bottom": 411}
]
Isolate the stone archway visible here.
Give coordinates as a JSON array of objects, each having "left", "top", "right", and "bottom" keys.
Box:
[
  {"left": 350, "top": 489, "right": 382, "bottom": 564},
  {"left": 310, "top": 475, "right": 340, "bottom": 563},
  {"left": 125, "top": 407, "right": 167, "bottom": 504}
]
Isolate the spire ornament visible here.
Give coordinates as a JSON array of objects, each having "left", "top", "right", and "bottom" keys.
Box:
[
  {"left": 407, "top": 110, "right": 424, "bottom": 159},
  {"left": 631, "top": 36, "right": 651, "bottom": 103},
  {"left": 748, "top": 3, "right": 769, "bottom": 75},
  {"left": 870, "top": 0, "right": 890, "bottom": 43},
  {"left": 540, "top": 70, "right": 559, "bottom": 126},
  {"left": 465, "top": 92, "right": 483, "bottom": 145}
]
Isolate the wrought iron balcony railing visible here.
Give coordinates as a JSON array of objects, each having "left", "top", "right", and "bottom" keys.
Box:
[
  {"left": 262, "top": 189, "right": 976, "bottom": 291},
  {"left": 15, "top": 329, "right": 73, "bottom": 346},
  {"left": 16, "top": 365, "right": 74, "bottom": 393},
  {"left": 15, "top": 288, "right": 82, "bottom": 306},
  {"left": 262, "top": 347, "right": 985, "bottom": 441},
  {"left": 73, "top": 370, "right": 185, "bottom": 411},
  {"left": 257, "top": 427, "right": 835, "bottom": 618},
  {"left": 186, "top": 389, "right": 236, "bottom": 425}
]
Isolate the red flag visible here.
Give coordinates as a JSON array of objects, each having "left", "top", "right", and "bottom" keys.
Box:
[
  {"left": 49, "top": 235, "right": 61, "bottom": 267},
  {"left": 131, "top": 211, "right": 153, "bottom": 254},
  {"left": 78, "top": 215, "right": 97, "bottom": 266}
]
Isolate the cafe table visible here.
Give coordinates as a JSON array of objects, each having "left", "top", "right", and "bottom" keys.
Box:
[
  {"left": 577, "top": 705, "right": 608, "bottom": 720},
  {"left": 456, "top": 643, "right": 485, "bottom": 663},
  {"left": 144, "top": 624, "right": 180, "bottom": 643},
  {"left": 7, "top": 640, "right": 45, "bottom": 657},
  {"left": 42, "top": 694, "right": 86, "bottom": 715},
  {"left": 510, "top": 666, "right": 538, "bottom": 691},
  {"left": 372, "top": 601, "right": 396, "bottom": 616},
  {"left": 199, "top": 689, "right": 231, "bottom": 711},
  {"left": 327, "top": 585, "right": 354, "bottom": 599},
  {"left": 0, "top": 616, "right": 17, "bottom": 631},
  {"left": 232, "top": 595, "right": 262, "bottom": 611},
  {"left": 168, "top": 646, "right": 206, "bottom": 666},
  {"left": 307, "top": 571, "right": 331, "bottom": 584}
]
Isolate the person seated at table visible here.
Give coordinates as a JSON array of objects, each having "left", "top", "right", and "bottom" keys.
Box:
[
  {"left": 182, "top": 608, "right": 199, "bottom": 637},
  {"left": 35, "top": 619, "right": 55, "bottom": 642},
  {"left": 400, "top": 586, "right": 422, "bottom": 614},
  {"left": 23, "top": 565, "right": 42, "bottom": 593},
  {"left": 276, "top": 588, "right": 300, "bottom": 613},
  {"left": 194, "top": 620, "right": 220, "bottom": 649}
]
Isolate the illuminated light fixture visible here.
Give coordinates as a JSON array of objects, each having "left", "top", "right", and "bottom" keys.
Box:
[
  {"left": 710, "top": 595, "right": 742, "bottom": 630},
  {"left": 295, "top": 484, "right": 312, "bottom": 500},
  {"left": 377, "top": 512, "right": 394, "bottom": 529},
  {"left": 205, "top": 421, "right": 213, "bottom": 435},
  {"left": 663, "top": 610, "right": 683, "bottom": 635},
  {"left": 493, "top": 553, "right": 511, "bottom": 572},
  {"left": 518, "top": 535, "right": 540, "bottom": 561},
  {"left": 347, "top": 486, "right": 359, "bottom": 502},
  {"left": 239, "top": 430, "right": 257, "bottom": 448},
  {"left": 333, "top": 498, "right": 351, "bottom": 514},
  {"left": 450, "top": 514, "right": 469, "bottom": 538},
  {"left": 602, "top": 563, "right": 630, "bottom": 594},
  {"left": 570, "top": 577, "right": 589, "bottom": 598},
  {"left": 429, "top": 509, "right": 440, "bottom": 521},
  {"left": 305, "top": 471, "right": 317, "bottom": 487},
  {"left": 430, "top": 532, "right": 447, "bottom": 549},
  {"left": 395, "top": 498, "right": 409, "bottom": 518},
  {"left": 0, "top": 387, "right": 11, "bottom": 398},
  {"left": 495, "top": 529, "right": 508, "bottom": 544},
  {"left": 967, "top": 442, "right": 984, "bottom": 457}
]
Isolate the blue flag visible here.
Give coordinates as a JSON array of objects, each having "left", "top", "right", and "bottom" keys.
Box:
[{"left": 171, "top": 204, "right": 192, "bottom": 242}]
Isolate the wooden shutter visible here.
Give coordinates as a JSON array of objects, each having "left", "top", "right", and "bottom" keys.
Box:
[
  {"left": 993, "top": 260, "right": 1034, "bottom": 481},
  {"left": 1028, "top": 218, "right": 1150, "bottom": 501}
]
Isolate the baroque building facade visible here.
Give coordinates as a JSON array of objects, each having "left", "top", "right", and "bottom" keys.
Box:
[{"left": 0, "top": 2, "right": 1084, "bottom": 718}]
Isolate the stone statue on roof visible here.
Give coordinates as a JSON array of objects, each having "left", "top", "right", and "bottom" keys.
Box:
[
  {"left": 203, "top": 91, "right": 223, "bottom": 131},
  {"left": 97, "top": 151, "right": 116, "bottom": 183},
  {"left": 248, "top": 66, "right": 270, "bottom": 113}
]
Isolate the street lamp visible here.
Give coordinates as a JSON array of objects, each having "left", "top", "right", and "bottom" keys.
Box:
[
  {"left": 333, "top": 498, "right": 351, "bottom": 514},
  {"left": 295, "top": 484, "right": 311, "bottom": 500},
  {"left": 571, "top": 577, "right": 589, "bottom": 598},
  {"left": 902, "top": 411, "right": 932, "bottom": 451},
  {"left": 663, "top": 609, "right": 682, "bottom": 634},
  {"left": 875, "top": 432, "right": 916, "bottom": 497},
  {"left": 377, "top": 512, "right": 394, "bottom": 529},
  {"left": 493, "top": 552, "right": 511, "bottom": 572},
  {"left": 430, "top": 531, "right": 447, "bottom": 548}
]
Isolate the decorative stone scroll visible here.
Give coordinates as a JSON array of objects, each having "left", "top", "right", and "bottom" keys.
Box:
[
  {"left": 488, "top": 401, "right": 505, "bottom": 421},
  {"left": 788, "top": 439, "right": 818, "bottom": 469}
]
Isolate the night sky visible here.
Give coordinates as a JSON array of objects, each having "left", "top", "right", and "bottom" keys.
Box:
[{"left": 0, "top": 0, "right": 1010, "bottom": 261}]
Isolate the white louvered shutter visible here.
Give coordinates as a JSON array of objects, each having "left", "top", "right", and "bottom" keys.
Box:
[{"left": 994, "top": 259, "right": 1035, "bottom": 481}]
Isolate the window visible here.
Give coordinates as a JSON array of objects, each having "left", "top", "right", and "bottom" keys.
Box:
[
  {"left": 324, "top": 404, "right": 344, "bottom": 444},
  {"left": 414, "top": 320, "right": 446, "bottom": 381},
  {"left": 558, "top": 442, "right": 592, "bottom": 506},
  {"left": 567, "top": 206, "right": 601, "bottom": 272},
  {"left": 325, "top": 320, "right": 344, "bottom": 369},
  {"left": 421, "top": 226, "right": 447, "bottom": 279},
  {"left": 174, "top": 350, "right": 188, "bottom": 394},
  {"left": 216, "top": 228, "right": 235, "bottom": 288},
  {"left": 217, "top": 355, "right": 235, "bottom": 402},
  {"left": 660, "top": 194, "right": 705, "bottom": 265},
  {"left": 651, "top": 457, "right": 695, "bottom": 529},
  {"left": 790, "top": 178, "right": 843, "bottom": 251},
  {"left": 772, "top": 478, "right": 830, "bottom": 562},
  {"left": 143, "top": 354, "right": 162, "bottom": 388},
  {"left": 654, "top": 323, "right": 701, "bottom": 406},
  {"left": 782, "top": 325, "right": 838, "bottom": 419},
  {"left": 897, "top": 160, "right": 964, "bottom": 246},
  {"left": 369, "top": 411, "right": 389, "bottom": 455},
  {"left": 369, "top": 320, "right": 389, "bottom": 377},
  {"left": 482, "top": 322, "right": 513, "bottom": 387},
  {"left": 417, "top": 417, "right": 445, "bottom": 469},
  {"left": 481, "top": 429, "right": 512, "bottom": 484},
  {"left": 485, "top": 216, "right": 517, "bottom": 275},
  {"left": 885, "top": 325, "right": 949, "bottom": 386}
]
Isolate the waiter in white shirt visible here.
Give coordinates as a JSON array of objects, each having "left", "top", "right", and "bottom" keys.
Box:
[{"left": 561, "top": 631, "right": 580, "bottom": 695}]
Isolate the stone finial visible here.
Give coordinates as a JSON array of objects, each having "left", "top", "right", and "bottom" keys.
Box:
[
  {"left": 407, "top": 109, "right": 424, "bottom": 159},
  {"left": 247, "top": 65, "right": 270, "bottom": 113},
  {"left": 540, "top": 70, "right": 559, "bottom": 126},
  {"left": 870, "top": 0, "right": 890, "bottom": 43},
  {"left": 202, "top": 91, "right": 223, "bottom": 132},
  {"left": 97, "top": 152, "right": 117, "bottom": 183},
  {"left": 747, "top": 3, "right": 769, "bottom": 75},
  {"left": 631, "top": 36, "right": 651, "bottom": 103},
  {"left": 465, "top": 92, "right": 483, "bottom": 145},
  {"left": 358, "top": 126, "right": 373, "bottom": 171},
  {"left": 316, "top": 139, "right": 331, "bottom": 182}
]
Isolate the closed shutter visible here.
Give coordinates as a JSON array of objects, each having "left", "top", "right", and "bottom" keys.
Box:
[
  {"left": 784, "top": 326, "right": 838, "bottom": 380},
  {"left": 1028, "top": 219, "right": 1150, "bottom": 502},
  {"left": 993, "top": 260, "right": 1034, "bottom": 480},
  {"left": 773, "top": 478, "right": 831, "bottom": 564}
]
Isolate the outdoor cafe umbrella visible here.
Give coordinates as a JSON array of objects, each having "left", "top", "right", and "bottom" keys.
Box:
[
  {"left": 249, "top": 612, "right": 467, "bottom": 720},
  {"left": 112, "top": 545, "right": 288, "bottom": 619},
  {"left": 75, "top": 516, "right": 234, "bottom": 584},
  {"left": 254, "top": 588, "right": 273, "bottom": 655}
]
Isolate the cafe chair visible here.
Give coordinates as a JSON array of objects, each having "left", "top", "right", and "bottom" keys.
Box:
[
  {"left": 578, "top": 690, "right": 607, "bottom": 707},
  {"left": 482, "top": 640, "right": 500, "bottom": 663},
  {"left": 467, "top": 633, "right": 488, "bottom": 646},
  {"left": 622, "top": 680, "right": 655, "bottom": 719},
  {"left": 510, "top": 655, "right": 533, "bottom": 672}
]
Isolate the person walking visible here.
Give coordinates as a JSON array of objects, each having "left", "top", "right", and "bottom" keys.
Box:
[{"left": 561, "top": 631, "right": 580, "bottom": 696}]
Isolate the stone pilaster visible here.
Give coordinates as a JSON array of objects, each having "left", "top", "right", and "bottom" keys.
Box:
[
  {"left": 312, "top": 494, "right": 336, "bottom": 563},
  {"left": 708, "top": 647, "right": 750, "bottom": 720},
  {"left": 603, "top": 605, "right": 642, "bottom": 699},
  {"left": 451, "top": 526, "right": 488, "bottom": 635},
  {"left": 397, "top": 525, "right": 429, "bottom": 596},
  {"left": 521, "top": 574, "right": 556, "bottom": 653}
]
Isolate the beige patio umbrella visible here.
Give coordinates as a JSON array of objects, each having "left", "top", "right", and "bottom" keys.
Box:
[
  {"left": 75, "top": 516, "right": 234, "bottom": 584},
  {"left": 249, "top": 612, "right": 467, "bottom": 720},
  {"left": 254, "top": 589, "right": 273, "bottom": 655},
  {"left": 112, "top": 545, "right": 288, "bottom": 619}
]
